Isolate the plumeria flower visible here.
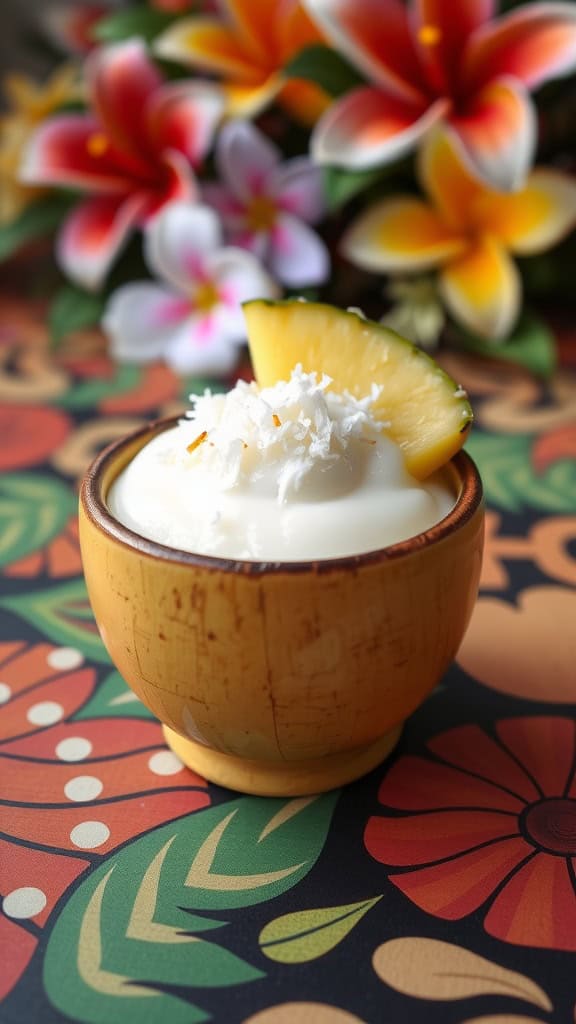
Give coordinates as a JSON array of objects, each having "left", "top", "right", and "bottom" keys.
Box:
[
  {"left": 20, "top": 39, "right": 224, "bottom": 290},
  {"left": 343, "top": 131, "right": 576, "bottom": 340},
  {"left": 103, "top": 202, "right": 278, "bottom": 375},
  {"left": 204, "top": 120, "right": 329, "bottom": 288},
  {"left": 155, "top": 0, "right": 328, "bottom": 123},
  {"left": 0, "top": 65, "right": 81, "bottom": 225},
  {"left": 304, "top": 0, "right": 576, "bottom": 190}
]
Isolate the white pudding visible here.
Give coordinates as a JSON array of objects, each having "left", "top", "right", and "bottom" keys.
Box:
[{"left": 108, "top": 366, "right": 454, "bottom": 561}]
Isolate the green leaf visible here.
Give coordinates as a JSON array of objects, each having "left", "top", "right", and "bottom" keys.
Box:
[
  {"left": 285, "top": 44, "right": 363, "bottom": 97},
  {"left": 49, "top": 285, "right": 106, "bottom": 348},
  {"left": 44, "top": 793, "right": 338, "bottom": 1024},
  {"left": 93, "top": 8, "right": 174, "bottom": 43},
  {"left": 452, "top": 312, "right": 557, "bottom": 379},
  {"left": 56, "top": 364, "right": 141, "bottom": 410},
  {"left": 74, "top": 669, "right": 154, "bottom": 721},
  {"left": 466, "top": 432, "right": 576, "bottom": 512},
  {"left": 260, "top": 896, "right": 381, "bottom": 963},
  {"left": 323, "top": 166, "right": 389, "bottom": 211},
  {"left": 0, "top": 198, "right": 71, "bottom": 261},
  {"left": 0, "top": 578, "right": 110, "bottom": 663},
  {"left": 0, "top": 474, "right": 76, "bottom": 568}
]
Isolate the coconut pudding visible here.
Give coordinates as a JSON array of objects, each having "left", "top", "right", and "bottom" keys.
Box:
[{"left": 108, "top": 365, "right": 454, "bottom": 561}]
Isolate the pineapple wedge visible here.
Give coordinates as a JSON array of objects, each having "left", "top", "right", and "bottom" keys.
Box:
[{"left": 244, "top": 299, "right": 472, "bottom": 480}]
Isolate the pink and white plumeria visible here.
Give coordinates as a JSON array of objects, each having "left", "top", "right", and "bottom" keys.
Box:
[
  {"left": 20, "top": 39, "right": 224, "bottom": 290},
  {"left": 103, "top": 202, "right": 278, "bottom": 375},
  {"left": 204, "top": 119, "right": 329, "bottom": 288},
  {"left": 304, "top": 0, "right": 576, "bottom": 191}
]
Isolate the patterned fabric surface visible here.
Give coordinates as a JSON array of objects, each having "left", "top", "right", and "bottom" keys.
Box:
[{"left": 1, "top": 296, "right": 576, "bottom": 1024}]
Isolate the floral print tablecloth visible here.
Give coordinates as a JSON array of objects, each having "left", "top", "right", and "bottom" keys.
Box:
[{"left": 1, "top": 296, "right": 576, "bottom": 1024}]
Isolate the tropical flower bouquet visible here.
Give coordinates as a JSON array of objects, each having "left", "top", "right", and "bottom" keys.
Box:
[{"left": 2, "top": 0, "right": 576, "bottom": 377}]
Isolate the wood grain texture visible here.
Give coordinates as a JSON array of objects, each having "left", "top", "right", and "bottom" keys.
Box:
[{"left": 79, "top": 420, "right": 484, "bottom": 793}]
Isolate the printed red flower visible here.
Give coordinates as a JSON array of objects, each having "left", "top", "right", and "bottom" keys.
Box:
[
  {"left": 20, "top": 40, "right": 223, "bottom": 289},
  {"left": 0, "top": 405, "right": 71, "bottom": 472},
  {"left": 365, "top": 717, "right": 576, "bottom": 951},
  {"left": 4, "top": 515, "right": 82, "bottom": 578},
  {"left": 0, "top": 641, "right": 210, "bottom": 999}
]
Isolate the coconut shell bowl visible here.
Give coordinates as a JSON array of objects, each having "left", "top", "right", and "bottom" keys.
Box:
[{"left": 79, "top": 418, "right": 484, "bottom": 797}]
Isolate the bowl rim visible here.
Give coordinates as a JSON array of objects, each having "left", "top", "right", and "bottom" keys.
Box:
[{"left": 80, "top": 416, "right": 483, "bottom": 576}]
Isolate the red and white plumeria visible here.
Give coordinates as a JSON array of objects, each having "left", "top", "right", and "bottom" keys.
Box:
[
  {"left": 103, "top": 202, "right": 278, "bottom": 375},
  {"left": 304, "top": 0, "right": 576, "bottom": 191},
  {"left": 204, "top": 119, "right": 329, "bottom": 288},
  {"left": 20, "top": 39, "right": 223, "bottom": 290}
]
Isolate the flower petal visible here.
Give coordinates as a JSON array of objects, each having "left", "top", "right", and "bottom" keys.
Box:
[
  {"left": 428, "top": 724, "right": 541, "bottom": 803},
  {"left": 270, "top": 213, "right": 330, "bottom": 286},
  {"left": 87, "top": 39, "right": 162, "bottom": 166},
  {"left": 304, "top": 0, "right": 428, "bottom": 102},
  {"left": 226, "top": 0, "right": 279, "bottom": 61},
  {"left": 449, "top": 75, "right": 536, "bottom": 192},
  {"left": 413, "top": 0, "right": 496, "bottom": 94},
  {"left": 164, "top": 316, "right": 240, "bottom": 376},
  {"left": 58, "top": 193, "right": 147, "bottom": 291},
  {"left": 20, "top": 115, "right": 132, "bottom": 193},
  {"left": 206, "top": 246, "right": 279, "bottom": 335},
  {"left": 216, "top": 119, "right": 280, "bottom": 202},
  {"left": 222, "top": 73, "right": 283, "bottom": 118},
  {"left": 104, "top": 282, "right": 189, "bottom": 364},
  {"left": 485, "top": 852, "right": 576, "bottom": 950},
  {"left": 271, "top": 156, "right": 326, "bottom": 223},
  {"left": 278, "top": 0, "right": 324, "bottom": 60},
  {"left": 365, "top": 809, "right": 520, "bottom": 867},
  {"left": 202, "top": 182, "right": 245, "bottom": 228},
  {"left": 439, "top": 234, "right": 521, "bottom": 340},
  {"left": 145, "top": 201, "right": 221, "bottom": 291},
  {"left": 342, "top": 197, "right": 465, "bottom": 273},
  {"left": 496, "top": 717, "right": 575, "bottom": 798},
  {"left": 155, "top": 18, "right": 256, "bottom": 76},
  {"left": 146, "top": 81, "right": 224, "bottom": 168},
  {"left": 418, "top": 129, "right": 485, "bottom": 232},
  {"left": 464, "top": 1, "right": 576, "bottom": 92},
  {"left": 378, "top": 756, "right": 526, "bottom": 814},
  {"left": 476, "top": 168, "right": 576, "bottom": 254},
  {"left": 278, "top": 79, "right": 331, "bottom": 126},
  {"left": 389, "top": 838, "right": 533, "bottom": 920},
  {"left": 312, "top": 86, "right": 448, "bottom": 170}
]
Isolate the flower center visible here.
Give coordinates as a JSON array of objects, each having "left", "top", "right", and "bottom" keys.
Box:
[
  {"left": 246, "top": 195, "right": 277, "bottom": 232},
  {"left": 418, "top": 24, "right": 442, "bottom": 47},
  {"left": 86, "top": 132, "right": 109, "bottom": 157},
  {"left": 194, "top": 281, "right": 220, "bottom": 312},
  {"left": 522, "top": 798, "right": 576, "bottom": 856}
]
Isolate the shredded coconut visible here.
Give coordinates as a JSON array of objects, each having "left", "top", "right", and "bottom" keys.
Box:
[{"left": 180, "top": 365, "right": 386, "bottom": 503}]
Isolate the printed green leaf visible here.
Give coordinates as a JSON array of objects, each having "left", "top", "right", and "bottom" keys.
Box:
[
  {"left": 466, "top": 432, "right": 576, "bottom": 512},
  {"left": 49, "top": 285, "right": 107, "bottom": 348},
  {"left": 0, "top": 474, "right": 76, "bottom": 568},
  {"left": 0, "top": 198, "right": 71, "bottom": 261},
  {"left": 0, "top": 578, "right": 109, "bottom": 663},
  {"left": 285, "top": 44, "right": 363, "bottom": 97},
  {"left": 452, "top": 313, "right": 557, "bottom": 379},
  {"left": 56, "top": 364, "right": 141, "bottom": 409},
  {"left": 74, "top": 670, "right": 154, "bottom": 721},
  {"left": 45, "top": 793, "right": 338, "bottom": 1023},
  {"left": 260, "top": 896, "right": 381, "bottom": 963},
  {"left": 93, "top": 8, "right": 174, "bottom": 43}
]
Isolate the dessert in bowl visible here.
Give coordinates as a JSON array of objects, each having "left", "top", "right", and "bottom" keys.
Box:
[{"left": 79, "top": 301, "right": 483, "bottom": 796}]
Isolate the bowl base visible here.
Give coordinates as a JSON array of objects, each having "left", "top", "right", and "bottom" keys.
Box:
[{"left": 162, "top": 725, "right": 403, "bottom": 796}]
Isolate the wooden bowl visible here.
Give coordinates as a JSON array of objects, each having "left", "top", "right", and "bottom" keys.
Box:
[{"left": 79, "top": 418, "right": 484, "bottom": 796}]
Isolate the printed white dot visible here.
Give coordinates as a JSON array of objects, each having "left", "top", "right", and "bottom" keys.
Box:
[
  {"left": 148, "top": 751, "right": 185, "bottom": 776},
  {"left": 55, "top": 737, "right": 93, "bottom": 762},
  {"left": 47, "top": 647, "right": 84, "bottom": 671},
  {"left": 27, "top": 701, "right": 64, "bottom": 726},
  {"left": 3, "top": 887, "right": 47, "bottom": 920},
  {"left": 70, "top": 821, "right": 110, "bottom": 849},
  {"left": 64, "top": 776, "right": 103, "bottom": 802},
  {"left": 0, "top": 682, "right": 11, "bottom": 705}
]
